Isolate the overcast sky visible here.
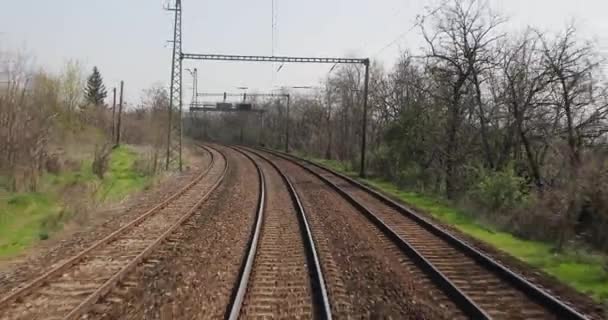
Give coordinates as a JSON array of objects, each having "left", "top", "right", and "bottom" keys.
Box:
[{"left": 1, "top": 0, "right": 607, "bottom": 105}]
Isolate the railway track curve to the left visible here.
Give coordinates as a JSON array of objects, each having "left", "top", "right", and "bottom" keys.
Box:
[{"left": 0, "top": 145, "right": 228, "bottom": 320}]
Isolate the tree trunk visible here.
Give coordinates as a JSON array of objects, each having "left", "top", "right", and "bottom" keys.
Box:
[
  {"left": 445, "top": 100, "right": 460, "bottom": 199},
  {"left": 325, "top": 90, "right": 332, "bottom": 159},
  {"left": 561, "top": 78, "right": 580, "bottom": 169},
  {"left": 513, "top": 102, "right": 543, "bottom": 189}
]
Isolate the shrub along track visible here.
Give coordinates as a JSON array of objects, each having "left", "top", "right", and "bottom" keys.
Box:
[
  {"left": 261, "top": 148, "right": 598, "bottom": 320},
  {"left": 228, "top": 147, "right": 331, "bottom": 319},
  {"left": 0, "top": 145, "right": 227, "bottom": 320}
]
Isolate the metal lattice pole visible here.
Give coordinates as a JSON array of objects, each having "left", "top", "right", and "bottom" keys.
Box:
[{"left": 166, "top": 0, "right": 183, "bottom": 171}]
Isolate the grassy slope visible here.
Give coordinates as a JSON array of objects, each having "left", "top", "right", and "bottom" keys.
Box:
[
  {"left": 0, "top": 193, "right": 62, "bottom": 257},
  {"left": 0, "top": 145, "right": 152, "bottom": 258},
  {"left": 312, "top": 157, "right": 608, "bottom": 302},
  {"left": 97, "top": 146, "right": 151, "bottom": 202}
]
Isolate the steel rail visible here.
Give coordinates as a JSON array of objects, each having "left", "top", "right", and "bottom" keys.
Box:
[
  {"left": 225, "top": 146, "right": 266, "bottom": 320},
  {"left": 0, "top": 145, "right": 225, "bottom": 319},
  {"left": 63, "top": 145, "right": 228, "bottom": 319},
  {"left": 242, "top": 146, "right": 333, "bottom": 319},
  {"left": 263, "top": 148, "right": 590, "bottom": 320},
  {"left": 259, "top": 148, "right": 489, "bottom": 319},
  {"left": 0, "top": 145, "right": 215, "bottom": 308}
]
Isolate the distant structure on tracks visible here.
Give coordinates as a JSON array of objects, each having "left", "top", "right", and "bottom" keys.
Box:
[{"left": 164, "top": 0, "right": 371, "bottom": 176}]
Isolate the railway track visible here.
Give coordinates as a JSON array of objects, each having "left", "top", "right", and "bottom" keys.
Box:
[
  {"left": 228, "top": 147, "right": 331, "bottom": 319},
  {"left": 260, "top": 148, "right": 591, "bottom": 320},
  {"left": 0, "top": 145, "right": 228, "bottom": 320}
]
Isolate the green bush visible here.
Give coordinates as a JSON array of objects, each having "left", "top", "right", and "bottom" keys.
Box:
[
  {"left": 396, "top": 165, "right": 421, "bottom": 188},
  {"left": 369, "top": 146, "right": 433, "bottom": 192},
  {"left": 368, "top": 145, "right": 395, "bottom": 178},
  {"left": 468, "top": 165, "right": 528, "bottom": 212},
  {"left": 38, "top": 231, "right": 49, "bottom": 240},
  {"left": 92, "top": 144, "right": 112, "bottom": 179},
  {"left": 0, "top": 176, "right": 10, "bottom": 191}
]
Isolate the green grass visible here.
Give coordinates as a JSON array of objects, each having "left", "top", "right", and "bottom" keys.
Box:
[
  {"left": 42, "top": 161, "right": 96, "bottom": 188},
  {"left": 0, "top": 193, "right": 63, "bottom": 257},
  {"left": 316, "top": 159, "right": 357, "bottom": 175},
  {"left": 0, "top": 145, "right": 153, "bottom": 258},
  {"left": 307, "top": 156, "right": 608, "bottom": 302},
  {"left": 97, "top": 146, "right": 151, "bottom": 202}
]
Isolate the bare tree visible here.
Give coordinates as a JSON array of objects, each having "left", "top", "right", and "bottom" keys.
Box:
[
  {"left": 496, "top": 30, "right": 552, "bottom": 188},
  {"left": 0, "top": 53, "right": 58, "bottom": 191},
  {"left": 540, "top": 25, "right": 608, "bottom": 171},
  {"left": 60, "top": 60, "right": 83, "bottom": 125},
  {"left": 421, "top": 0, "right": 504, "bottom": 198}
]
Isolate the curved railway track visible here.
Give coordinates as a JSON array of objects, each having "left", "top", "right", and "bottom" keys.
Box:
[
  {"left": 259, "top": 147, "right": 591, "bottom": 320},
  {"left": 227, "top": 147, "right": 331, "bottom": 319},
  {"left": 0, "top": 145, "right": 228, "bottom": 320}
]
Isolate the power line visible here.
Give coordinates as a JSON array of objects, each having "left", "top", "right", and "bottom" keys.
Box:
[
  {"left": 271, "top": 0, "right": 281, "bottom": 83},
  {"left": 370, "top": 3, "right": 445, "bottom": 59},
  {"left": 355, "top": 4, "right": 408, "bottom": 53},
  {"left": 372, "top": 22, "right": 419, "bottom": 58}
]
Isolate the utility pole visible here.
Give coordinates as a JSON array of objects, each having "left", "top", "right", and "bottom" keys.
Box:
[
  {"left": 193, "top": 68, "right": 198, "bottom": 107},
  {"left": 186, "top": 67, "right": 198, "bottom": 140},
  {"left": 241, "top": 90, "right": 246, "bottom": 144},
  {"left": 325, "top": 81, "right": 332, "bottom": 159},
  {"left": 326, "top": 63, "right": 338, "bottom": 159},
  {"left": 258, "top": 112, "right": 265, "bottom": 146},
  {"left": 193, "top": 68, "right": 198, "bottom": 140},
  {"left": 360, "top": 59, "right": 370, "bottom": 178},
  {"left": 115, "top": 81, "right": 124, "bottom": 146},
  {"left": 285, "top": 94, "right": 290, "bottom": 153},
  {"left": 111, "top": 87, "right": 117, "bottom": 140},
  {"left": 166, "top": 0, "right": 183, "bottom": 171},
  {"left": 186, "top": 68, "right": 198, "bottom": 107}
]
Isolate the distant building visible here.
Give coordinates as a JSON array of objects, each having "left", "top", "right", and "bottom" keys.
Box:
[{"left": 217, "top": 102, "right": 233, "bottom": 110}]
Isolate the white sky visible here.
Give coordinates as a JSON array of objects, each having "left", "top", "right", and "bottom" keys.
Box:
[{"left": 1, "top": 0, "right": 607, "bottom": 105}]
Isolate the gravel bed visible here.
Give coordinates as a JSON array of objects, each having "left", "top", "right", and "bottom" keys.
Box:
[
  {"left": 0, "top": 145, "right": 211, "bottom": 297},
  {"left": 239, "top": 151, "right": 315, "bottom": 318},
  {"left": 342, "top": 166, "right": 606, "bottom": 319},
  {"left": 85, "top": 145, "right": 259, "bottom": 319},
  {"left": 269, "top": 154, "right": 459, "bottom": 319},
  {"left": 417, "top": 211, "right": 607, "bottom": 319}
]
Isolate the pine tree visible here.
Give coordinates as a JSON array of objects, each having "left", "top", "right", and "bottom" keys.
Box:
[{"left": 84, "top": 66, "right": 108, "bottom": 106}]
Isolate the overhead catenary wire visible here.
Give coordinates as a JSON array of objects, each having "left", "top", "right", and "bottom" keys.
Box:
[
  {"left": 271, "top": 0, "right": 278, "bottom": 83},
  {"left": 371, "top": 3, "right": 446, "bottom": 59}
]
